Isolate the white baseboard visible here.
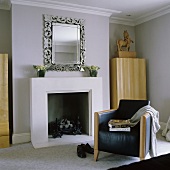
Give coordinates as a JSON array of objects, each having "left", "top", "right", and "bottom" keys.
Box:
[
  {"left": 12, "top": 133, "right": 31, "bottom": 144},
  {"left": 12, "top": 121, "right": 166, "bottom": 145}
]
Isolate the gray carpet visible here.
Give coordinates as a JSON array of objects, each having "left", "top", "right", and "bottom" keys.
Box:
[{"left": 0, "top": 130, "right": 169, "bottom": 170}]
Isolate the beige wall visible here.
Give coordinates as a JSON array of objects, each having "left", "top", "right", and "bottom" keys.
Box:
[
  {"left": 135, "top": 13, "right": 170, "bottom": 123},
  {"left": 1, "top": 6, "right": 169, "bottom": 143},
  {"left": 0, "top": 9, "right": 13, "bottom": 142},
  {"left": 0, "top": 10, "right": 11, "bottom": 56},
  {"left": 11, "top": 4, "right": 110, "bottom": 137}
]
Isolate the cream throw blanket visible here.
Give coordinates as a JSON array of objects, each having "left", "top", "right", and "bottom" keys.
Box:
[{"left": 128, "top": 105, "right": 160, "bottom": 158}]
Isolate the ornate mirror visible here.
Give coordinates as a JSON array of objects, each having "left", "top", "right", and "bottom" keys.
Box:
[{"left": 43, "top": 14, "right": 85, "bottom": 71}]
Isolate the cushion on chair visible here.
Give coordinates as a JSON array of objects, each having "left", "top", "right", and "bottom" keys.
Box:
[
  {"left": 98, "top": 123, "right": 140, "bottom": 157},
  {"left": 117, "top": 100, "right": 149, "bottom": 119}
]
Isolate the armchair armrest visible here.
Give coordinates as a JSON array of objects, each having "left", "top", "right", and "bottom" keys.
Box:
[
  {"left": 94, "top": 109, "right": 117, "bottom": 161},
  {"left": 96, "top": 109, "right": 118, "bottom": 125},
  {"left": 140, "top": 112, "right": 151, "bottom": 160}
]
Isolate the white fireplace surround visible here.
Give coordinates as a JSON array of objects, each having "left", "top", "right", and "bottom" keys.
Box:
[{"left": 30, "top": 77, "right": 103, "bottom": 148}]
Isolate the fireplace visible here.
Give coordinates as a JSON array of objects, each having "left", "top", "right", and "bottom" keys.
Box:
[
  {"left": 48, "top": 92, "right": 89, "bottom": 135},
  {"left": 30, "top": 77, "right": 103, "bottom": 148}
]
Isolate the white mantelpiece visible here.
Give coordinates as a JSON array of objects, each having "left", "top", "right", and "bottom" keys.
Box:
[{"left": 30, "top": 77, "right": 103, "bottom": 148}]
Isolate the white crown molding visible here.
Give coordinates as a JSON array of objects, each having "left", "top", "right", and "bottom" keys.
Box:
[
  {"left": 110, "top": 5, "right": 170, "bottom": 26},
  {"left": 134, "top": 5, "right": 170, "bottom": 26},
  {"left": 9, "top": 0, "right": 170, "bottom": 25},
  {"left": 110, "top": 16, "right": 135, "bottom": 26},
  {"left": 10, "top": 0, "right": 121, "bottom": 17}
]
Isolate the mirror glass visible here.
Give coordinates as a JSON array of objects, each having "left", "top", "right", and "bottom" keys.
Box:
[
  {"left": 43, "top": 14, "right": 85, "bottom": 71},
  {"left": 52, "top": 23, "right": 80, "bottom": 64}
]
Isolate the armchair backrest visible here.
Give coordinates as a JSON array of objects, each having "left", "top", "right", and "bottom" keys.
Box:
[{"left": 117, "top": 99, "right": 150, "bottom": 119}]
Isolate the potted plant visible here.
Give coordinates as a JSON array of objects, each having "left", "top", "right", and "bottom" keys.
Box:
[
  {"left": 81, "top": 65, "right": 100, "bottom": 77},
  {"left": 33, "top": 64, "right": 50, "bottom": 77}
]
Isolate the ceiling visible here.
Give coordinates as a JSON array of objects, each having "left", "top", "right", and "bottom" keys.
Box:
[{"left": 1, "top": 0, "right": 170, "bottom": 25}]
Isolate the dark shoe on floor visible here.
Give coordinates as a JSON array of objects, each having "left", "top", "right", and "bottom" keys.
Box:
[
  {"left": 81, "top": 143, "right": 94, "bottom": 154},
  {"left": 77, "top": 145, "right": 86, "bottom": 158}
]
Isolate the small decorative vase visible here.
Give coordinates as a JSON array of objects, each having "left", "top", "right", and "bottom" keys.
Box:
[
  {"left": 37, "top": 70, "right": 46, "bottom": 77},
  {"left": 89, "top": 70, "right": 98, "bottom": 77}
]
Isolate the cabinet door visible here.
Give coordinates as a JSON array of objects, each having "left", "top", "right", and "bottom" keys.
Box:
[
  {"left": 110, "top": 58, "right": 147, "bottom": 109},
  {"left": 0, "top": 54, "right": 9, "bottom": 148}
]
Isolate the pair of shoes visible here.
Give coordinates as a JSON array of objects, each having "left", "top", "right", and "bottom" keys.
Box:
[
  {"left": 81, "top": 143, "right": 94, "bottom": 154},
  {"left": 77, "top": 145, "right": 86, "bottom": 158}
]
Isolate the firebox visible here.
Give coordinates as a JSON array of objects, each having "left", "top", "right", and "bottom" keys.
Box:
[{"left": 48, "top": 92, "right": 89, "bottom": 136}]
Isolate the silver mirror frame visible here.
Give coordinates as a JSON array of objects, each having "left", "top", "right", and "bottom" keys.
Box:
[{"left": 43, "top": 14, "right": 85, "bottom": 71}]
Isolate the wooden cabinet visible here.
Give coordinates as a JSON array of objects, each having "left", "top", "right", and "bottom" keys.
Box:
[
  {"left": 0, "top": 54, "right": 10, "bottom": 148},
  {"left": 110, "top": 58, "right": 147, "bottom": 109}
]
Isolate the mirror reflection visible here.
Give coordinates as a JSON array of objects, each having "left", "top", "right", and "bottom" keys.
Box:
[
  {"left": 52, "top": 23, "right": 80, "bottom": 64},
  {"left": 43, "top": 14, "right": 85, "bottom": 71}
]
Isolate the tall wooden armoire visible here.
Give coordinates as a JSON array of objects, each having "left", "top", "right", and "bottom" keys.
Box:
[
  {"left": 110, "top": 58, "right": 147, "bottom": 109},
  {"left": 0, "top": 54, "right": 10, "bottom": 148}
]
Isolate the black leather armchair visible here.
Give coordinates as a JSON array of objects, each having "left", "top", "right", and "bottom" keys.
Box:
[{"left": 94, "top": 99, "right": 151, "bottom": 161}]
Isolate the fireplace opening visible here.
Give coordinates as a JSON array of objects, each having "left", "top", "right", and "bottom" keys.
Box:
[{"left": 48, "top": 92, "right": 89, "bottom": 138}]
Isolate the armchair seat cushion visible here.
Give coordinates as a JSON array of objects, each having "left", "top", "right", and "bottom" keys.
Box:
[{"left": 99, "top": 124, "right": 140, "bottom": 157}]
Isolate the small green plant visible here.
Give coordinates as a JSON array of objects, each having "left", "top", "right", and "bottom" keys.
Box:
[
  {"left": 81, "top": 65, "right": 100, "bottom": 77},
  {"left": 81, "top": 65, "right": 100, "bottom": 71},
  {"left": 33, "top": 65, "right": 49, "bottom": 71}
]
